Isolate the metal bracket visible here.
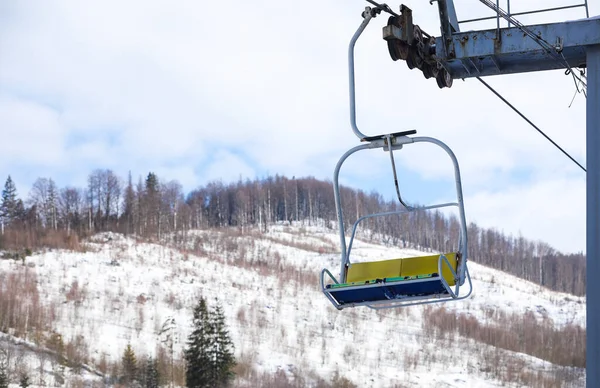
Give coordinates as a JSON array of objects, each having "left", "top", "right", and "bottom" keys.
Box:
[
  {"left": 555, "top": 36, "right": 564, "bottom": 53},
  {"left": 361, "top": 5, "right": 382, "bottom": 19}
]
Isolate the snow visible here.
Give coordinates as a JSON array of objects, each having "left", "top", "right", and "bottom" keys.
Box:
[{"left": 0, "top": 223, "right": 586, "bottom": 387}]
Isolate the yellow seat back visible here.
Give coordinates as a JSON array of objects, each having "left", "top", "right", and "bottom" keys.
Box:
[
  {"left": 346, "top": 258, "right": 402, "bottom": 283},
  {"left": 345, "top": 253, "right": 457, "bottom": 285},
  {"left": 400, "top": 253, "right": 457, "bottom": 286}
]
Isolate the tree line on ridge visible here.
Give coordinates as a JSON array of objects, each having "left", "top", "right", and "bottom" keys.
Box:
[{"left": 0, "top": 171, "right": 585, "bottom": 296}]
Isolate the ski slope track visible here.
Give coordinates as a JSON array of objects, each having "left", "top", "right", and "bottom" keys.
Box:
[{"left": 0, "top": 223, "right": 586, "bottom": 387}]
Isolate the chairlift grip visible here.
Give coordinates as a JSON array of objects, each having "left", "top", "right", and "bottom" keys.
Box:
[{"left": 362, "top": 130, "right": 417, "bottom": 142}]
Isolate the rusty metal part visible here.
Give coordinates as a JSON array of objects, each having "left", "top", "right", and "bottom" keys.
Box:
[
  {"left": 436, "top": 68, "right": 453, "bottom": 88},
  {"left": 413, "top": 48, "right": 425, "bottom": 70},
  {"left": 397, "top": 42, "right": 410, "bottom": 60},
  {"left": 388, "top": 40, "right": 409, "bottom": 61},
  {"left": 388, "top": 39, "right": 401, "bottom": 61},
  {"left": 386, "top": 16, "right": 411, "bottom": 61},
  {"left": 413, "top": 25, "right": 424, "bottom": 45},
  {"left": 406, "top": 47, "right": 417, "bottom": 69},
  {"left": 422, "top": 63, "right": 434, "bottom": 78},
  {"left": 381, "top": 4, "right": 452, "bottom": 86}
]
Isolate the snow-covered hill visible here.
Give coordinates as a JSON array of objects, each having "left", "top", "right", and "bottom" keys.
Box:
[{"left": 0, "top": 224, "right": 586, "bottom": 387}]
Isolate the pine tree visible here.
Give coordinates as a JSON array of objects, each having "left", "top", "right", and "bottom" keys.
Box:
[
  {"left": 145, "top": 172, "right": 159, "bottom": 195},
  {"left": 185, "top": 297, "right": 214, "bottom": 388},
  {"left": 122, "top": 343, "right": 138, "bottom": 385},
  {"left": 19, "top": 372, "right": 30, "bottom": 388},
  {"left": 47, "top": 178, "right": 58, "bottom": 230},
  {"left": 1, "top": 175, "right": 19, "bottom": 226},
  {"left": 46, "top": 332, "right": 66, "bottom": 365},
  {"left": 145, "top": 356, "right": 160, "bottom": 388},
  {"left": 0, "top": 364, "right": 8, "bottom": 388},
  {"left": 145, "top": 172, "right": 160, "bottom": 237},
  {"left": 14, "top": 199, "right": 25, "bottom": 222},
  {"left": 211, "top": 301, "right": 236, "bottom": 387}
]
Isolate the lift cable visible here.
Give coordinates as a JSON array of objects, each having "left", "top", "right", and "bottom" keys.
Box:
[
  {"left": 364, "top": 0, "right": 399, "bottom": 17},
  {"left": 476, "top": 77, "right": 586, "bottom": 172}
]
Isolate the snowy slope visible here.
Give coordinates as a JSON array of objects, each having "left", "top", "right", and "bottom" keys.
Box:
[{"left": 0, "top": 224, "right": 586, "bottom": 387}]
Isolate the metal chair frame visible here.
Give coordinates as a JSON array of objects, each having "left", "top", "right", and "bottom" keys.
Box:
[{"left": 320, "top": 7, "right": 472, "bottom": 310}]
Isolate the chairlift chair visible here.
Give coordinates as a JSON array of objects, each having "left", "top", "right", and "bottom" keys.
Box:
[
  {"left": 320, "top": 130, "right": 473, "bottom": 310},
  {"left": 320, "top": 5, "right": 472, "bottom": 310}
]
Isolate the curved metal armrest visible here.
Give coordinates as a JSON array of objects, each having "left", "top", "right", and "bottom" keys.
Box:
[
  {"left": 461, "top": 266, "right": 473, "bottom": 299},
  {"left": 320, "top": 268, "right": 339, "bottom": 290},
  {"left": 320, "top": 268, "right": 343, "bottom": 310},
  {"left": 438, "top": 253, "right": 460, "bottom": 298}
]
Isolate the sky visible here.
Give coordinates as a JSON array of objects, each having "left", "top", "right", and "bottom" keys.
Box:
[{"left": 0, "top": 0, "right": 594, "bottom": 253}]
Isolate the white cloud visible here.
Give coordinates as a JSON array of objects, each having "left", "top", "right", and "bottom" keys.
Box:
[
  {"left": 466, "top": 176, "right": 586, "bottom": 253},
  {"left": 0, "top": 0, "right": 594, "bottom": 253},
  {"left": 0, "top": 95, "right": 66, "bottom": 165},
  {"left": 201, "top": 150, "right": 256, "bottom": 185}
]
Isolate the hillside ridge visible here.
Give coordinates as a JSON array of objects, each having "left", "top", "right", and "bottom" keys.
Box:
[{"left": 0, "top": 223, "right": 586, "bottom": 387}]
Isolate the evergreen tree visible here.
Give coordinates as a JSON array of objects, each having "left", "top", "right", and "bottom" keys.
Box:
[
  {"left": 19, "top": 372, "right": 30, "bottom": 388},
  {"left": 122, "top": 343, "right": 138, "bottom": 385},
  {"left": 145, "top": 172, "right": 159, "bottom": 195},
  {"left": 14, "top": 199, "right": 25, "bottom": 222},
  {"left": 1, "top": 175, "right": 19, "bottom": 225},
  {"left": 145, "top": 356, "right": 160, "bottom": 388},
  {"left": 211, "top": 301, "right": 236, "bottom": 386},
  {"left": 185, "top": 297, "right": 214, "bottom": 388},
  {"left": 46, "top": 332, "right": 66, "bottom": 366},
  {"left": 185, "top": 297, "right": 236, "bottom": 388},
  {"left": 145, "top": 172, "right": 160, "bottom": 236},
  {"left": 0, "top": 364, "right": 7, "bottom": 388},
  {"left": 47, "top": 178, "right": 58, "bottom": 230}
]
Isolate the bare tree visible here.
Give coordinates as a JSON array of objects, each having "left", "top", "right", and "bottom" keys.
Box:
[
  {"left": 136, "top": 175, "right": 145, "bottom": 235},
  {"left": 87, "top": 171, "right": 102, "bottom": 232},
  {"left": 161, "top": 180, "right": 183, "bottom": 232},
  {"left": 58, "top": 187, "right": 84, "bottom": 235},
  {"left": 121, "top": 171, "right": 136, "bottom": 235},
  {"left": 28, "top": 177, "right": 57, "bottom": 229},
  {"left": 102, "top": 169, "right": 122, "bottom": 230}
]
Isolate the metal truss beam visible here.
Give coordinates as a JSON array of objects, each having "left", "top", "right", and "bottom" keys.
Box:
[{"left": 434, "top": 17, "right": 600, "bottom": 79}]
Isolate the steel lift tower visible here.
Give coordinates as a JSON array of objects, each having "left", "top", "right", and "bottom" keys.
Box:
[{"left": 378, "top": 0, "right": 598, "bottom": 384}]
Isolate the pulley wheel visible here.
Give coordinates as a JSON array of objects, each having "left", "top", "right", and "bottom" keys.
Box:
[
  {"left": 388, "top": 40, "right": 400, "bottom": 61},
  {"left": 387, "top": 16, "right": 405, "bottom": 61},
  {"left": 413, "top": 25, "right": 424, "bottom": 45},
  {"left": 422, "top": 63, "right": 433, "bottom": 79},
  {"left": 406, "top": 48, "right": 416, "bottom": 69},
  {"left": 436, "top": 68, "right": 453, "bottom": 89},
  {"left": 397, "top": 41, "right": 409, "bottom": 60},
  {"left": 413, "top": 49, "right": 424, "bottom": 70},
  {"left": 431, "top": 63, "right": 440, "bottom": 78}
]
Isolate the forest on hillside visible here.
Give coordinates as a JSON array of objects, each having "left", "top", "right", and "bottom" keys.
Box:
[{"left": 0, "top": 170, "right": 586, "bottom": 296}]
